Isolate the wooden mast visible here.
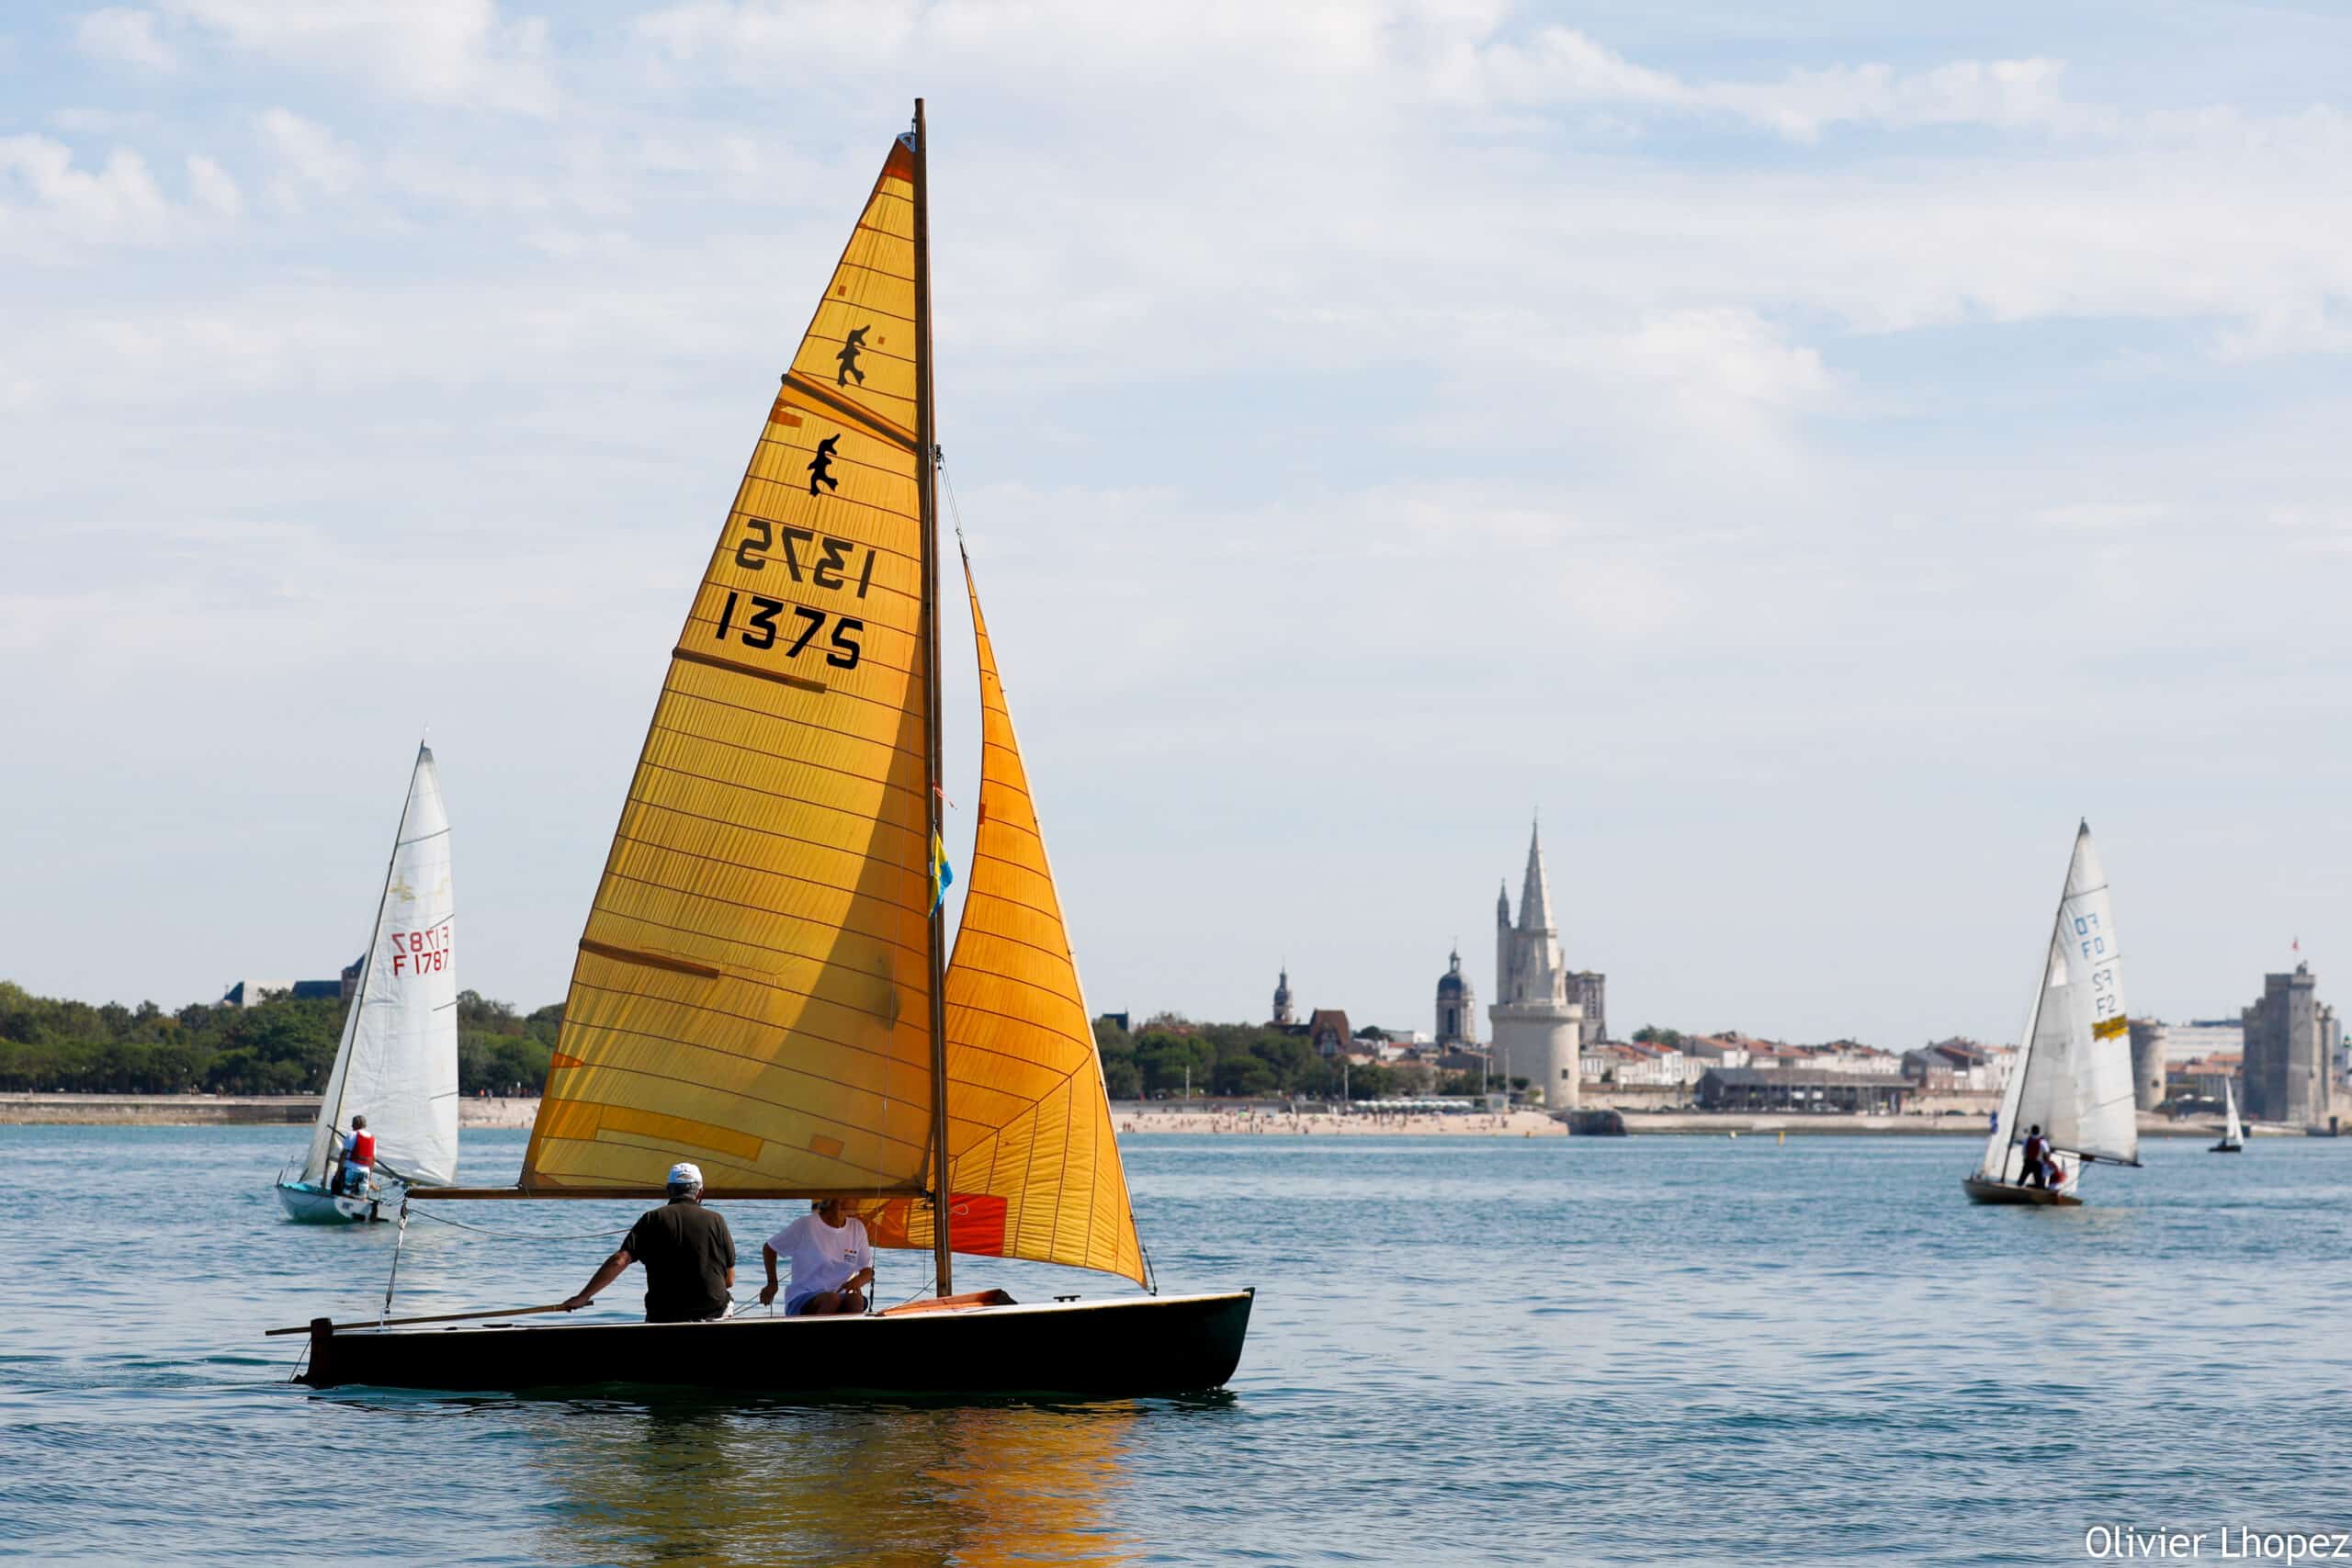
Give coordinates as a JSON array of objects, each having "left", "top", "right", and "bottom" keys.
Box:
[{"left": 912, "top": 96, "right": 954, "bottom": 1299}]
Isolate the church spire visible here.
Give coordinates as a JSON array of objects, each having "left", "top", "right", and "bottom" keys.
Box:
[{"left": 1518, "top": 818, "right": 1555, "bottom": 934}]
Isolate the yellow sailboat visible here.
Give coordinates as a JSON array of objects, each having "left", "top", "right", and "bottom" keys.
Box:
[{"left": 288, "top": 103, "right": 1251, "bottom": 1396}]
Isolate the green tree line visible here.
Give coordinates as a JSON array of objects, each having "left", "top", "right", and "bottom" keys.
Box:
[
  {"left": 0, "top": 981, "right": 560, "bottom": 1096},
  {"left": 1091, "top": 1017, "right": 1464, "bottom": 1100},
  {"left": 3, "top": 978, "right": 1469, "bottom": 1103}
]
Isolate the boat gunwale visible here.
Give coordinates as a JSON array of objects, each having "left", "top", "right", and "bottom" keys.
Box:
[
  {"left": 1958, "top": 1174, "right": 2084, "bottom": 1208},
  {"left": 314, "top": 1286, "right": 1253, "bottom": 1339}
]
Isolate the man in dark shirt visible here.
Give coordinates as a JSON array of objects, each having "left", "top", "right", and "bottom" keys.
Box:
[
  {"left": 560, "top": 1161, "right": 736, "bottom": 1323},
  {"left": 2018, "top": 1125, "right": 2050, "bottom": 1190}
]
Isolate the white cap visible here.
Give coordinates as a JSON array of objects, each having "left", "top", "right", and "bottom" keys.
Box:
[{"left": 667, "top": 1161, "right": 704, "bottom": 1190}]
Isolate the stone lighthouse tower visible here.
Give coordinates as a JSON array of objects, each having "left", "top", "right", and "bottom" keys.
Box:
[{"left": 1489, "top": 821, "right": 1582, "bottom": 1107}]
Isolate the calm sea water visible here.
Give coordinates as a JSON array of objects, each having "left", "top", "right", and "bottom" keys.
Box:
[{"left": 1, "top": 1126, "right": 2346, "bottom": 1566}]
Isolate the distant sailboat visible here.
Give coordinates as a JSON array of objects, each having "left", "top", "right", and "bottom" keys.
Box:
[
  {"left": 276, "top": 745, "right": 458, "bottom": 1223},
  {"left": 2211, "top": 1079, "right": 2244, "bottom": 1153},
  {"left": 286, "top": 105, "right": 1251, "bottom": 1393},
  {"left": 1963, "top": 821, "right": 2141, "bottom": 1207}
]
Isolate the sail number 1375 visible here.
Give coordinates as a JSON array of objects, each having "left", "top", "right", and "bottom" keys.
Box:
[
  {"left": 713, "top": 591, "right": 862, "bottom": 669},
  {"left": 715, "top": 521, "right": 872, "bottom": 670}
]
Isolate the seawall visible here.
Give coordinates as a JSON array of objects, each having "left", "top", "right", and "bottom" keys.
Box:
[{"left": 0, "top": 1095, "right": 542, "bottom": 1127}]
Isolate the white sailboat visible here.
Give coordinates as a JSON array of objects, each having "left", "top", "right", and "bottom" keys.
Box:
[
  {"left": 277, "top": 744, "right": 459, "bottom": 1224},
  {"left": 1963, "top": 820, "right": 2141, "bottom": 1207},
  {"left": 2211, "top": 1079, "right": 2245, "bottom": 1153}
]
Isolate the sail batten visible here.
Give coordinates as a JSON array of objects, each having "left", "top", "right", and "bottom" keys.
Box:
[{"left": 522, "top": 137, "right": 939, "bottom": 1198}]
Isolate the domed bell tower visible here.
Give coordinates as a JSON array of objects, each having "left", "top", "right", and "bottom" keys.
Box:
[{"left": 1435, "top": 948, "right": 1476, "bottom": 1046}]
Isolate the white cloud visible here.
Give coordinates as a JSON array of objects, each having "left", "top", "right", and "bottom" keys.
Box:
[
  {"left": 257, "top": 107, "right": 363, "bottom": 204},
  {"left": 0, "top": 135, "right": 174, "bottom": 258},
  {"left": 75, "top": 7, "right": 177, "bottom": 72},
  {"left": 1471, "top": 28, "right": 2107, "bottom": 141},
  {"left": 165, "top": 0, "right": 558, "bottom": 115},
  {"left": 185, "top": 152, "right": 240, "bottom": 215}
]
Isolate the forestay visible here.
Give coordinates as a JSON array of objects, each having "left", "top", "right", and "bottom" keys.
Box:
[
  {"left": 520, "top": 135, "right": 938, "bottom": 1197},
  {"left": 858, "top": 559, "right": 1148, "bottom": 1287},
  {"left": 1976, "top": 823, "right": 2137, "bottom": 1179},
  {"left": 303, "top": 745, "right": 459, "bottom": 1188}
]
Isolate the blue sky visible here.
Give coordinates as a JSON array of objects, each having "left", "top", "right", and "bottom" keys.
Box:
[{"left": 6, "top": 1, "right": 2350, "bottom": 1047}]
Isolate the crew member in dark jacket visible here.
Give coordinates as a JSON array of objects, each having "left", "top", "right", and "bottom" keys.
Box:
[{"left": 560, "top": 1160, "right": 736, "bottom": 1322}]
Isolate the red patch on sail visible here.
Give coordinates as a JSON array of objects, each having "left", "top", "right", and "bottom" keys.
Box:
[{"left": 945, "top": 1193, "right": 1007, "bottom": 1257}]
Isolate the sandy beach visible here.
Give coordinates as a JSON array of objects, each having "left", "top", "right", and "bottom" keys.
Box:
[
  {"left": 1111, "top": 1108, "right": 1568, "bottom": 1136},
  {"left": 0, "top": 1096, "right": 2251, "bottom": 1138}
]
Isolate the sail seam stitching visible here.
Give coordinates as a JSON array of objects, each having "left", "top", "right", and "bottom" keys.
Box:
[
  {"left": 652, "top": 692, "right": 927, "bottom": 769},
  {"left": 586, "top": 900, "right": 925, "bottom": 968},
  {"left": 606, "top": 814, "right": 925, "bottom": 895},
  {"left": 564, "top": 978, "right": 931, "bottom": 1078}
]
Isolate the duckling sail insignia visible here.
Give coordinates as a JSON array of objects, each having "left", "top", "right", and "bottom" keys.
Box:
[{"left": 520, "top": 135, "right": 936, "bottom": 1198}]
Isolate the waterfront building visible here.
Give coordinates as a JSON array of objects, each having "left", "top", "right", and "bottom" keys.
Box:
[
  {"left": 1583, "top": 1040, "right": 1695, "bottom": 1088},
  {"left": 1567, "top": 972, "right": 1607, "bottom": 1046},
  {"left": 1903, "top": 1039, "right": 2007, "bottom": 1093},
  {"left": 1271, "top": 967, "right": 1295, "bottom": 1028},
  {"left": 1433, "top": 1047, "right": 1492, "bottom": 1079},
  {"left": 1434, "top": 949, "right": 1476, "bottom": 1046},
  {"left": 220, "top": 976, "right": 346, "bottom": 1007},
  {"left": 2171, "top": 1054, "right": 2241, "bottom": 1104},
  {"left": 1681, "top": 1035, "right": 1753, "bottom": 1071},
  {"left": 1306, "top": 1009, "right": 1353, "bottom": 1058},
  {"left": 1489, "top": 822, "right": 1582, "bottom": 1107},
  {"left": 2154, "top": 1020, "right": 2245, "bottom": 1064},
  {"left": 1697, "top": 1067, "right": 1913, "bottom": 1114},
  {"left": 2242, "top": 963, "right": 2341, "bottom": 1126}
]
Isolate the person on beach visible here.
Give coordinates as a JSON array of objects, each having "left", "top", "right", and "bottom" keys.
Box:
[
  {"left": 560, "top": 1161, "right": 736, "bottom": 1323},
  {"left": 2018, "top": 1125, "right": 2049, "bottom": 1189},
  {"left": 332, "top": 1114, "right": 374, "bottom": 1195},
  {"left": 760, "top": 1197, "right": 875, "bottom": 1316}
]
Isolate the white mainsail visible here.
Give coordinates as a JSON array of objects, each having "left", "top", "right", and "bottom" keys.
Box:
[
  {"left": 1975, "top": 822, "right": 2138, "bottom": 1182},
  {"left": 2222, "top": 1079, "right": 2244, "bottom": 1145},
  {"left": 300, "top": 745, "right": 459, "bottom": 1188}
]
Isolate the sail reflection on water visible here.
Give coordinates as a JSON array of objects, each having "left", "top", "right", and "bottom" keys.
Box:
[{"left": 532, "top": 1402, "right": 1139, "bottom": 1568}]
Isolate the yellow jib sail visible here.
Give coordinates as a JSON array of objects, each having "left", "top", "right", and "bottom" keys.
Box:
[
  {"left": 521, "top": 133, "right": 935, "bottom": 1196},
  {"left": 860, "top": 557, "right": 1148, "bottom": 1286}
]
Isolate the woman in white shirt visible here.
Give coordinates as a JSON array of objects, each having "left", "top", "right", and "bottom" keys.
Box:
[{"left": 759, "top": 1197, "right": 876, "bottom": 1315}]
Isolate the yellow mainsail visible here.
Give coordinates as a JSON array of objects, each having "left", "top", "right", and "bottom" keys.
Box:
[
  {"left": 859, "top": 557, "right": 1148, "bottom": 1287},
  {"left": 521, "top": 134, "right": 936, "bottom": 1196}
]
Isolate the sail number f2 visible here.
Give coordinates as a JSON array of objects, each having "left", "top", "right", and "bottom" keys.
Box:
[
  {"left": 714, "top": 591, "right": 863, "bottom": 669},
  {"left": 2075, "top": 910, "right": 2122, "bottom": 1032}
]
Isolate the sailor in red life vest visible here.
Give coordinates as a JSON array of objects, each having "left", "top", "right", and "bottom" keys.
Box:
[
  {"left": 2018, "top": 1123, "right": 2049, "bottom": 1190},
  {"left": 334, "top": 1115, "right": 376, "bottom": 1196}
]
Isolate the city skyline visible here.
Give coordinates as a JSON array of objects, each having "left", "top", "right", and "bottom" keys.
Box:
[{"left": 6, "top": 4, "right": 2351, "bottom": 1043}]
